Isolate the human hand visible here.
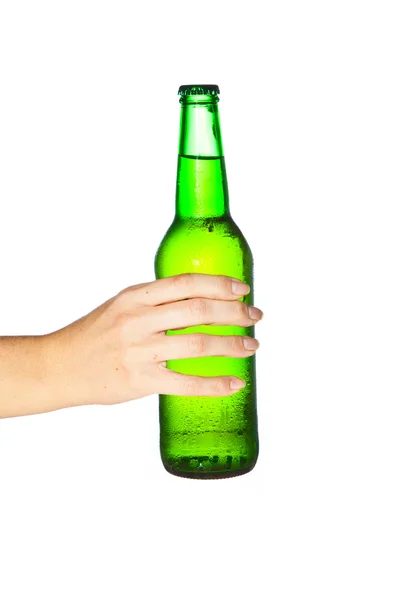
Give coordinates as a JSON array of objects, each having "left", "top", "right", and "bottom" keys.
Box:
[{"left": 46, "top": 274, "right": 263, "bottom": 408}]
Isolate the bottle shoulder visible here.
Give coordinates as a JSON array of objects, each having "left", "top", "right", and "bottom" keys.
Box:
[
  {"left": 155, "top": 216, "right": 253, "bottom": 281},
  {"left": 159, "top": 215, "right": 251, "bottom": 245}
]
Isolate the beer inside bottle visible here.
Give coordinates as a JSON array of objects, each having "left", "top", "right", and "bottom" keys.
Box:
[{"left": 154, "top": 84, "right": 259, "bottom": 478}]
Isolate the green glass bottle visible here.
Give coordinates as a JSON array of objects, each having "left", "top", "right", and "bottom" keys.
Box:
[{"left": 154, "top": 84, "right": 259, "bottom": 479}]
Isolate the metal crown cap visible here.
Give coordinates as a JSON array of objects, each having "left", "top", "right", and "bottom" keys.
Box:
[{"left": 178, "top": 84, "right": 220, "bottom": 96}]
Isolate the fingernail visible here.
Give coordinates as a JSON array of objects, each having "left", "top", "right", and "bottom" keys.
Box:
[
  {"left": 243, "top": 337, "right": 259, "bottom": 350},
  {"left": 248, "top": 306, "right": 263, "bottom": 321},
  {"left": 231, "top": 279, "right": 250, "bottom": 296},
  {"left": 230, "top": 378, "right": 246, "bottom": 390}
]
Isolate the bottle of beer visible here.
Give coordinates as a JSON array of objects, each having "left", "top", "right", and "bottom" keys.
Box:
[{"left": 154, "top": 84, "right": 259, "bottom": 478}]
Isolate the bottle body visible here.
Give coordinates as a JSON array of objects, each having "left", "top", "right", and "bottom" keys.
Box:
[{"left": 154, "top": 86, "right": 258, "bottom": 478}]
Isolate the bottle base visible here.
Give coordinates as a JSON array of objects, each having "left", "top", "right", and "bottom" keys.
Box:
[{"left": 161, "top": 459, "right": 257, "bottom": 480}]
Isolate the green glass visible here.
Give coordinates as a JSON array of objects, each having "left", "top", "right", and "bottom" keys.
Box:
[{"left": 154, "top": 84, "right": 259, "bottom": 479}]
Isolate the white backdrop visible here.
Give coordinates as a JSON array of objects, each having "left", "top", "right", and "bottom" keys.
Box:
[{"left": 0, "top": 1, "right": 399, "bottom": 599}]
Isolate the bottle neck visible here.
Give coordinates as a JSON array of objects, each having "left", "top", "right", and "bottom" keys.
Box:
[{"left": 176, "top": 96, "right": 230, "bottom": 219}]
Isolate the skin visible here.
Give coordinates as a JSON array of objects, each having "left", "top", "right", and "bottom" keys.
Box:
[{"left": 0, "top": 274, "right": 263, "bottom": 418}]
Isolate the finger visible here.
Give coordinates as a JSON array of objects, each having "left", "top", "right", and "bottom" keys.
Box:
[
  {"left": 158, "top": 368, "right": 247, "bottom": 396},
  {"left": 122, "top": 273, "right": 250, "bottom": 306},
  {"left": 146, "top": 298, "right": 263, "bottom": 333},
  {"left": 153, "top": 334, "right": 260, "bottom": 362}
]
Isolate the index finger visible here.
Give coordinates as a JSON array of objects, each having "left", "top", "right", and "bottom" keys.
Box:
[{"left": 129, "top": 273, "right": 250, "bottom": 306}]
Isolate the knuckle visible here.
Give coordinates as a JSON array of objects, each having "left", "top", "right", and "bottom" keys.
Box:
[
  {"left": 234, "top": 300, "right": 248, "bottom": 318},
  {"left": 114, "top": 310, "right": 141, "bottom": 342},
  {"left": 187, "top": 334, "right": 206, "bottom": 356},
  {"left": 211, "top": 378, "right": 228, "bottom": 396},
  {"left": 114, "top": 287, "right": 137, "bottom": 307},
  {"left": 187, "top": 297, "right": 208, "bottom": 316},
  {"left": 121, "top": 348, "right": 134, "bottom": 372},
  {"left": 218, "top": 275, "right": 231, "bottom": 292},
  {"left": 113, "top": 290, "right": 129, "bottom": 310},
  {"left": 229, "top": 335, "right": 245, "bottom": 353},
  {"left": 172, "top": 273, "right": 194, "bottom": 288},
  {"left": 182, "top": 377, "right": 199, "bottom": 396},
  {"left": 115, "top": 282, "right": 152, "bottom": 307},
  {"left": 210, "top": 275, "right": 230, "bottom": 299},
  {"left": 114, "top": 311, "right": 130, "bottom": 332}
]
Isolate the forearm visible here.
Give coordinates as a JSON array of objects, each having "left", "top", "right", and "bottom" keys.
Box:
[{"left": 0, "top": 334, "right": 79, "bottom": 418}]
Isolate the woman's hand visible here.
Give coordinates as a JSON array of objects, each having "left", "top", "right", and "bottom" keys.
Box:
[
  {"left": 45, "top": 274, "right": 263, "bottom": 409},
  {"left": 0, "top": 274, "right": 263, "bottom": 417}
]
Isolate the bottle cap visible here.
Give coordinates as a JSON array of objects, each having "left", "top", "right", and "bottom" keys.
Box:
[{"left": 178, "top": 84, "right": 220, "bottom": 96}]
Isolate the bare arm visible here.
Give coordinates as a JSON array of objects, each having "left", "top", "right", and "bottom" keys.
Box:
[
  {"left": 0, "top": 274, "right": 263, "bottom": 418},
  {"left": 0, "top": 334, "right": 80, "bottom": 417}
]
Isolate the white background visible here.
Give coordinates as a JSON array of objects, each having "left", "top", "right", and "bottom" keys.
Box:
[{"left": 0, "top": 1, "right": 399, "bottom": 598}]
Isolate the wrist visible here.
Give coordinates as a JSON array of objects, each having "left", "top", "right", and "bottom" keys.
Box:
[
  {"left": 0, "top": 334, "right": 69, "bottom": 418},
  {"left": 41, "top": 330, "right": 85, "bottom": 412}
]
